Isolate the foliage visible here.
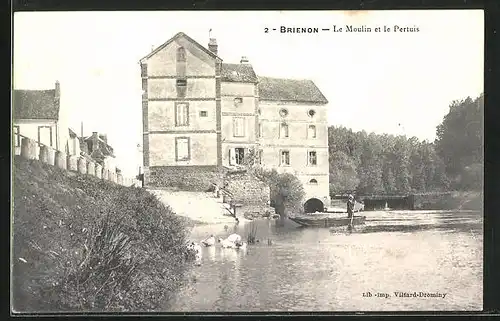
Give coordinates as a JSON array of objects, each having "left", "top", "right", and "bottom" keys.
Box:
[
  {"left": 328, "top": 93, "right": 482, "bottom": 194},
  {"left": 246, "top": 160, "right": 305, "bottom": 218},
  {"left": 13, "top": 157, "right": 195, "bottom": 312},
  {"left": 435, "top": 94, "right": 483, "bottom": 190}
]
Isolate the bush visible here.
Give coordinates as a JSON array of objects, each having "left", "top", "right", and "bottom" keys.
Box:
[
  {"left": 12, "top": 157, "right": 195, "bottom": 312},
  {"left": 251, "top": 167, "right": 305, "bottom": 218}
]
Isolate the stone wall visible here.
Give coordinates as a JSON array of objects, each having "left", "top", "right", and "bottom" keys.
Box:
[
  {"left": 224, "top": 169, "right": 271, "bottom": 215},
  {"left": 146, "top": 165, "right": 224, "bottom": 191}
]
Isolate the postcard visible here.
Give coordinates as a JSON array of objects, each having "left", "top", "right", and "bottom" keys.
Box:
[{"left": 12, "top": 10, "right": 484, "bottom": 313}]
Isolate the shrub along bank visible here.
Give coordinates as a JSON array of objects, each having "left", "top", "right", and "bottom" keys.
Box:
[{"left": 12, "top": 156, "right": 196, "bottom": 312}]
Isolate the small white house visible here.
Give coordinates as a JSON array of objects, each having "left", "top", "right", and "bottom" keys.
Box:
[{"left": 13, "top": 81, "right": 70, "bottom": 155}]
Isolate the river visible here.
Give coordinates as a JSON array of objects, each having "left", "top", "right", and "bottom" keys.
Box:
[{"left": 165, "top": 210, "right": 483, "bottom": 312}]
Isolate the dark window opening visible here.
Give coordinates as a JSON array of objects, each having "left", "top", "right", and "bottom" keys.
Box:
[
  {"left": 281, "top": 150, "right": 290, "bottom": 166},
  {"left": 200, "top": 111, "right": 208, "bottom": 117},
  {"left": 235, "top": 148, "right": 245, "bottom": 165},
  {"left": 309, "top": 151, "right": 317, "bottom": 166}
]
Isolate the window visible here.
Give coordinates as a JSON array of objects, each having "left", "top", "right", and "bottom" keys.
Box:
[
  {"left": 280, "top": 123, "right": 289, "bottom": 138},
  {"left": 229, "top": 148, "right": 245, "bottom": 165},
  {"left": 176, "top": 79, "right": 187, "bottom": 98},
  {"left": 308, "top": 151, "right": 317, "bottom": 166},
  {"left": 175, "top": 102, "right": 189, "bottom": 126},
  {"left": 309, "top": 179, "right": 318, "bottom": 184},
  {"left": 281, "top": 150, "right": 290, "bottom": 166},
  {"left": 258, "top": 108, "right": 261, "bottom": 115},
  {"left": 175, "top": 137, "right": 190, "bottom": 161},
  {"left": 279, "top": 108, "right": 288, "bottom": 117},
  {"left": 308, "top": 109, "right": 316, "bottom": 117},
  {"left": 234, "top": 97, "right": 243, "bottom": 106},
  {"left": 308, "top": 125, "right": 317, "bottom": 138},
  {"left": 13, "top": 126, "right": 20, "bottom": 147},
  {"left": 200, "top": 110, "right": 208, "bottom": 117},
  {"left": 38, "top": 126, "right": 52, "bottom": 147},
  {"left": 176, "top": 47, "right": 187, "bottom": 62},
  {"left": 233, "top": 117, "right": 245, "bottom": 137},
  {"left": 235, "top": 148, "right": 245, "bottom": 165},
  {"left": 176, "top": 47, "right": 187, "bottom": 77}
]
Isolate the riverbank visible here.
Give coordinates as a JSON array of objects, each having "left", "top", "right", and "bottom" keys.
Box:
[
  {"left": 413, "top": 191, "right": 482, "bottom": 211},
  {"left": 12, "top": 157, "right": 195, "bottom": 312},
  {"left": 149, "top": 189, "right": 252, "bottom": 226}
]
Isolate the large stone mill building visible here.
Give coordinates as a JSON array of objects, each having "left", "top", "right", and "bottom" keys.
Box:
[{"left": 140, "top": 32, "right": 330, "bottom": 212}]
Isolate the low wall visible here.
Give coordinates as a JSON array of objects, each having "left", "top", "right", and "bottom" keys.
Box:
[
  {"left": 17, "top": 136, "right": 139, "bottom": 187},
  {"left": 146, "top": 166, "right": 224, "bottom": 192}
]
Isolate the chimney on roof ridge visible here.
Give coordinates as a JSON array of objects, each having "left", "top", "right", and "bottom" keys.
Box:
[
  {"left": 91, "top": 132, "right": 100, "bottom": 153},
  {"left": 240, "top": 56, "right": 249, "bottom": 64},
  {"left": 208, "top": 38, "right": 218, "bottom": 55}
]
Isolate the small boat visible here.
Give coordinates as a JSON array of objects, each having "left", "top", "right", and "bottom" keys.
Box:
[{"left": 289, "top": 215, "right": 366, "bottom": 228}]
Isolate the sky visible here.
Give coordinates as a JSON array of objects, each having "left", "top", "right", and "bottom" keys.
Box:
[{"left": 13, "top": 10, "right": 484, "bottom": 176}]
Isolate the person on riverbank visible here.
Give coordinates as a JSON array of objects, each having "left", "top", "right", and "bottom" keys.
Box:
[
  {"left": 347, "top": 194, "right": 355, "bottom": 232},
  {"left": 347, "top": 194, "right": 355, "bottom": 219}
]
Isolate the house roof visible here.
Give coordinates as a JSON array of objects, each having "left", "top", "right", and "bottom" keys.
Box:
[
  {"left": 257, "top": 77, "right": 328, "bottom": 104},
  {"left": 13, "top": 89, "right": 59, "bottom": 120},
  {"left": 221, "top": 63, "right": 258, "bottom": 83},
  {"left": 140, "top": 32, "right": 222, "bottom": 63},
  {"left": 69, "top": 128, "right": 78, "bottom": 138}
]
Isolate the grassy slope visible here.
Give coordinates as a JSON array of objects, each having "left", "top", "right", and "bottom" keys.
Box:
[{"left": 12, "top": 157, "right": 195, "bottom": 312}]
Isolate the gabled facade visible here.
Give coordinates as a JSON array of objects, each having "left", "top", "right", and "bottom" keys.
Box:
[
  {"left": 80, "top": 132, "right": 116, "bottom": 171},
  {"left": 13, "top": 81, "right": 67, "bottom": 153},
  {"left": 140, "top": 32, "right": 330, "bottom": 211}
]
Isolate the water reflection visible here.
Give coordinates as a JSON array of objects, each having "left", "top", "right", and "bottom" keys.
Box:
[{"left": 166, "top": 210, "right": 483, "bottom": 312}]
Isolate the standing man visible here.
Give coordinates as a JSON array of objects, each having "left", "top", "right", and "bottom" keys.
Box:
[
  {"left": 347, "top": 194, "right": 355, "bottom": 219},
  {"left": 347, "top": 194, "right": 355, "bottom": 232}
]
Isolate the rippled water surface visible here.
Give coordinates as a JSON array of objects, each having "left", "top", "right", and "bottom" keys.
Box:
[{"left": 165, "top": 210, "right": 483, "bottom": 312}]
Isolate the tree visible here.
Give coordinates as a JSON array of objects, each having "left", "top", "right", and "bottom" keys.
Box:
[
  {"left": 329, "top": 151, "right": 359, "bottom": 193},
  {"left": 242, "top": 148, "right": 305, "bottom": 218},
  {"left": 251, "top": 167, "right": 305, "bottom": 218},
  {"left": 435, "top": 93, "right": 483, "bottom": 190}
]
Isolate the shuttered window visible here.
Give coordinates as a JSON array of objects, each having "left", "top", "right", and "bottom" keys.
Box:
[
  {"left": 280, "top": 123, "right": 289, "bottom": 138},
  {"left": 175, "top": 103, "right": 189, "bottom": 126},
  {"left": 308, "top": 151, "right": 317, "bottom": 166},
  {"left": 233, "top": 117, "right": 245, "bottom": 137},
  {"left": 308, "top": 125, "right": 317, "bottom": 138},
  {"left": 175, "top": 137, "right": 190, "bottom": 161},
  {"left": 281, "top": 150, "right": 290, "bottom": 166}
]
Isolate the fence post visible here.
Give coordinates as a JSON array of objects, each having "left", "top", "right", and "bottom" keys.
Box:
[
  {"left": 67, "top": 155, "right": 78, "bottom": 171},
  {"left": 55, "top": 151, "right": 67, "bottom": 170},
  {"left": 87, "top": 161, "right": 95, "bottom": 177},
  {"left": 39, "top": 145, "right": 49, "bottom": 164},
  {"left": 117, "top": 173, "right": 123, "bottom": 185},
  {"left": 21, "top": 138, "right": 37, "bottom": 160},
  {"left": 47, "top": 147, "right": 55, "bottom": 165},
  {"left": 95, "top": 163, "right": 103, "bottom": 179},
  {"left": 102, "top": 166, "right": 109, "bottom": 180},
  {"left": 77, "top": 157, "right": 87, "bottom": 175}
]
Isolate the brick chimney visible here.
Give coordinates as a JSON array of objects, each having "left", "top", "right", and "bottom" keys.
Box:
[
  {"left": 91, "top": 132, "right": 100, "bottom": 153},
  {"left": 240, "top": 56, "right": 249, "bottom": 64},
  {"left": 208, "top": 38, "right": 218, "bottom": 55}
]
